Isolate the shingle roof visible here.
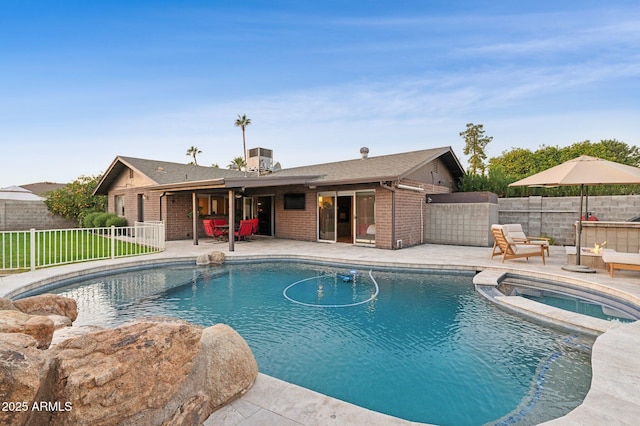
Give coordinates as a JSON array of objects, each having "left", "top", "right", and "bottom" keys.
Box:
[
  {"left": 95, "top": 156, "right": 252, "bottom": 194},
  {"left": 95, "top": 147, "right": 464, "bottom": 194},
  {"left": 19, "top": 182, "right": 67, "bottom": 196},
  {"left": 271, "top": 147, "right": 462, "bottom": 185},
  {"left": 118, "top": 156, "right": 249, "bottom": 185}
]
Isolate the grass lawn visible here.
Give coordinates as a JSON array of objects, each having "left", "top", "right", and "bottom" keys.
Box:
[{"left": 1, "top": 230, "right": 157, "bottom": 271}]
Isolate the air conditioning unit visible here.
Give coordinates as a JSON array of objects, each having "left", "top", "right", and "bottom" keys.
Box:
[{"left": 247, "top": 147, "right": 273, "bottom": 172}]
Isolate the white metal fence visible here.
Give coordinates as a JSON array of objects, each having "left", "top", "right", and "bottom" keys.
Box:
[{"left": 0, "top": 222, "right": 165, "bottom": 272}]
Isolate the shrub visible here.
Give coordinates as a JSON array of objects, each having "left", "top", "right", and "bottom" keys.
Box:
[
  {"left": 82, "top": 212, "right": 103, "bottom": 228},
  {"left": 93, "top": 213, "right": 113, "bottom": 227},
  {"left": 105, "top": 215, "right": 127, "bottom": 227}
]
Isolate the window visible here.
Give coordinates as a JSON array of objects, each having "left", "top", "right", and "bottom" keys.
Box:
[
  {"left": 284, "top": 193, "right": 306, "bottom": 210},
  {"left": 115, "top": 195, "right": 125, "bottom": 216},
  {"left": 197, "top": 196, "right": 210, "bottom": 216}
]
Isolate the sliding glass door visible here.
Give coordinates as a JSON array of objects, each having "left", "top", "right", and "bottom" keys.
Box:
[
  {"left": 318, "top": 191, "right": 375, "bottom": 244},
  {"left": 318, "top": 192, "right": 336, "bottom": 241},
  {"left": 355, "top": 191, "right": 375, "bottom": 244}
]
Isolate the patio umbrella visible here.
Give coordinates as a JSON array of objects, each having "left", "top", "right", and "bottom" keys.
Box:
[{"left": 509, "top": 155, "right": 640, "bottom": 269}]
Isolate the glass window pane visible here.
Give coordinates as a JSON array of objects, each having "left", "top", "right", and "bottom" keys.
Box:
[
  {"left": 355, "top": 192, "right": 375, "bottom": 244},
  {"left": 318, "top": 194, "right": 335, "bottom": 241}
]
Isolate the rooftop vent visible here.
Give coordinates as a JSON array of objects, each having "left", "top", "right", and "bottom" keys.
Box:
[{"left": 360, "top": 147, "right": 369, "bottom": 159}]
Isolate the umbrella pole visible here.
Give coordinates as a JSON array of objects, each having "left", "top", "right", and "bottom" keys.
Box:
[{"left": 577, "top": 184, "right": 584, "bottom": 265}]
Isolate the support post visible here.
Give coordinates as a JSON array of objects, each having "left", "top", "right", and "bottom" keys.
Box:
[
  {"left": 228, "top": 189, "right": 235, "bottom": 252},
  {"left": 577, "top": 184, "right": 584, "bottom": 265},
  {"left": 192, "top": 192, "right": 198, "bottom": 246},
  {"left": 30, "top": 228, "right": 36, "bottom": 271}
]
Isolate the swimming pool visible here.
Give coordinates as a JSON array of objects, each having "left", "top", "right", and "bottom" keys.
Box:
[{"left": 45, "top": 261, "right": 594, "bottom": 425}]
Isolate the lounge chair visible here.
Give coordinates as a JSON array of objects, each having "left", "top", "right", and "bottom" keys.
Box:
[
  {"left": 602, "top": 249, "right": 640, "bottom": 276},
  {"left": 502, "top": 224, "right": 551, "bottom": 256},
  {"left": 490, "top": 224, "right": 546, "bottom": 264}
]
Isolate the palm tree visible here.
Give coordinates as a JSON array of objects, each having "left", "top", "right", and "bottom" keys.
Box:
[
  {"left": 186, "top": 146, "right": 202, "bottom": 165},
  {"left": 234, "top": 114, "right": 251, "bottom": 166},
  {"left": 228, "top": 156, "right": 246, "bottom": 170}
]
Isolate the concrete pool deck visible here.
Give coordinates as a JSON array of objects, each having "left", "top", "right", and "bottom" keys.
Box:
[{"left": 2, "top": 238, "right": 640, "bottom": 425}]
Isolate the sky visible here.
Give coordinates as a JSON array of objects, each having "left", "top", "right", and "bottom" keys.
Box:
[{"left": 1, "top": 0, "right": 639, "bottom": 187}]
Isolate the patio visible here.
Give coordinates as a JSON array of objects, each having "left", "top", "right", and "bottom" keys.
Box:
[{"left": 2, "top": 238, "right": 640, "bottom": 425}]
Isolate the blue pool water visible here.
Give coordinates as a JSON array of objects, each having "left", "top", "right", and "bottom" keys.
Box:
[
  {"left": 49, "top": 262, "right": 593, "bottom": 425},
  {"left": 517, "top": 289, "right": 635, "bottom": 323}
]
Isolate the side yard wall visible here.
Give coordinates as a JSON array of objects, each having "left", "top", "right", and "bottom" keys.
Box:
[
  {"left": 0, "top": 200, "right": 76, "bottom": 231},
  {"left": 497, "top": 195, "right": 640, "bottom": 246},
  {"left": 425, "top": 192, "right": 499, "bottom": 247}
]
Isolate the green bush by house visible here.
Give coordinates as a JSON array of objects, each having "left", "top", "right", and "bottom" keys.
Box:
[{"left": 82, "top": 212, "right": 127, "bottom": 228}]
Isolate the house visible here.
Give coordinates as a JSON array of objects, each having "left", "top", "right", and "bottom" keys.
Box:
[{"left": 93, "top": 146, "right": 465, "bottom": 250}]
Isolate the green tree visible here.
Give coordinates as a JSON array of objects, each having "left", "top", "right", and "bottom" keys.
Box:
[
  {"left": 460, "top": 123, "right": 492, "bottom": 175},
  {"left": 186, "top": 146, "right": 202, "bottom": 165},
  {"left": 44, "top": 175, "right": 107, "bottom": 226},
  {"left": 228, "top": 156, "right": 246, "bottom": 170},
  {"left": 234, "top": 114, "right": 251, "bottom": 166},
  {"left": 484, "top": 139, "right": 640, "bottom": 197}
]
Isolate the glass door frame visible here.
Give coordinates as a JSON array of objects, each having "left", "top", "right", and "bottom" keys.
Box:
[
  {"left": 317, "top": 190, "right": 375, "bottom": 245},
  {"left": 317, "top": 191, "right": 337, "bottom": 242}
]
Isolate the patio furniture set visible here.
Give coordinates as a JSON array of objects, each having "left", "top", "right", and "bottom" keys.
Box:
[
  {"left": 491, "top": 223, "right": 640, "bottom": 277},
  {"left": 203, "top": 218, "right": 257, "bottom": 242}
]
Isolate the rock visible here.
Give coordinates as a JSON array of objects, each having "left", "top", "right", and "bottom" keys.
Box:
[
  {"left": 0, "top": 310, "right": 55, "bottom": 349},
  {"left": 13, "top": 294, "right": 78, "bottom": 322},
  {"left": 50, "top": 325, "right": 104, "bottom": 347},
  {"left": 196, "top": 251, "right": 225, "bottom": 266},
  {"left": 33, "top": 318, "right": 203, "bottom": 426},
  {"left": 200, "top": 324, "right": 258, "bottom": 409},
  {"left": 0, "top": 308, "right": 258, "bottom": 426},
  {"left": 48, "top": 314, "right": 73, "bottom": 330},
  {"left": 0, "top": 333, "right": 49, "bottom": 426},
  {"left": 0, "top": 297, "right": 17, "bottom": 311},
  {"left": 124, "top": 323, "right": 258, "bottom": 425},
  {"left": 209, "top": 251, "right": 225, "bottom": 265}
]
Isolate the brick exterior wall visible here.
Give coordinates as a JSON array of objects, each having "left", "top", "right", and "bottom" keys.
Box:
[
  {"left": 374, "top": 189, "right": 393, "bottom": 249},
  {"left": 274, "top": 188, "right": 317, "bottom": 241},
  {"left": 0, "top": 200, "right": 76, "bottom": 231},
  {"left": 393, "top": 189, "right": 427, "bottom": 248}
]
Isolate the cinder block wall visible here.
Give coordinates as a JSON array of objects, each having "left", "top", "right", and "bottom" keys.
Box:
[
  {"left": 0, "top": 200, "right": 76, "bottom": 231},
  {"left": 497, "top": 195, "right": 640, "bottom": 246},
  {"left": 425, "top": 192, "right": 499, "bottom": 247}
]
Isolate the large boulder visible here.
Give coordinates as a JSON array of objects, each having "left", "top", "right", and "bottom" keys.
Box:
[
  {"left": 0, "top": 310, "right": 55, "bottom": 349},
  {"left": 0, "top": 309, "right": 258, "bottom": 426},
  {"left": 0, "top": 333, "right": 49, "bottom": 426},
  {"left": 199, "top": 323, "right": 258, "bottom": 408},
  {"left": 13, "top": 294, "right": 78, "bottom": 322},
  {"left": 30, "top": 318, "right": 202, "bottom": 426},
  {"left": 144, "top": 323, "right": 259, "bottom": 425}
]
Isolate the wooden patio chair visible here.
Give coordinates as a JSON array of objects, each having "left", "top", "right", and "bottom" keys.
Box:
[
  {"left": 503, "top": 223, "right": 551, "bottom": 256},
  {"left": 490, "top": 225, "right": 545, "bottom": 264}
]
